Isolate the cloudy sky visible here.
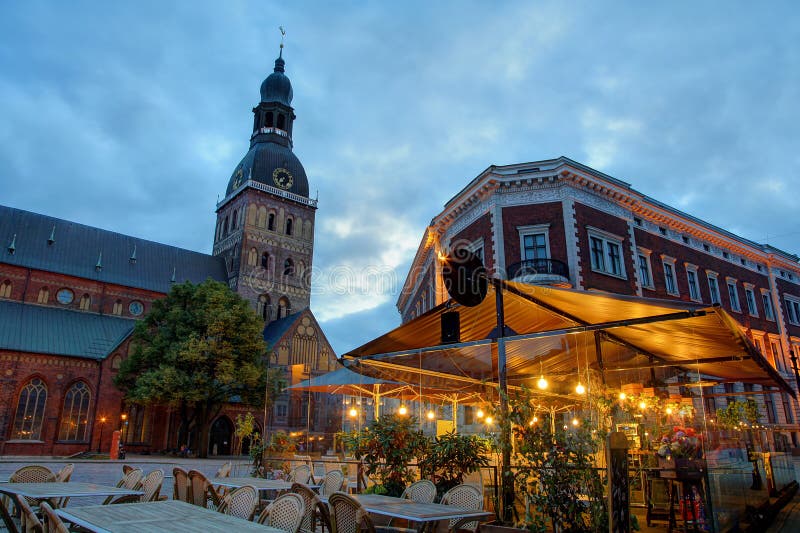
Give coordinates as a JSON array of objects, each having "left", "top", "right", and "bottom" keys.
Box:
[{"left": 2, "top": 1, "right": 799, "bottom": 354}]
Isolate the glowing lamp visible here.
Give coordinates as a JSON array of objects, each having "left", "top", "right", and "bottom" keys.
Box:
[
  {"left": 476, "top": 409, "right": 484, "bottom": 419},
  {"left": 575, "top": 382, "right": 586, "bottom": 395},
  {"left": 485, "top": 416, "right": 494, "bottom": 425},
  {"left": 572, "top": 418, "right": 579, "bottom": 426},
  {"left": 426, "top": 410, "right": 436, "bottom": 420},
  {"left": 666, "top": 407, "right": 673, "bottom": 415},
  {"left": 398, "top": 405, "right": 408, "bottom": 416},
  {"left": 348, "top": 407, "right": 358, "bottom": 418},
  {"left": 638, "top": 401, "right": 647, "bottom": 410},
  {"left": 537, "top": 376, "right": 549, "bottom": 390},
  {"left": 618, "top": 392, "right": 627, "bottom": 400}
]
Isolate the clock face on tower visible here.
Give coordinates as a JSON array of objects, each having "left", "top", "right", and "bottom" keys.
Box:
[
  {"left": 272, "top": 167, "right": 294, "bottom": 190},
  {"left": 232, "top": 167, "right": 244, "bottom": 189}
]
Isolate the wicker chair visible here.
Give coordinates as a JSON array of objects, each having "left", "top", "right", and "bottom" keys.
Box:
[
  {"left": 215, "top": 462, "right": 232, "bottom": 478},
  {"left": 102, "top": 468, "right": 143, "bottom": 505},
  {"left": 401, "top": 479, "right": 436, "bottom": 503},
  {"left": 173, "top": 467, "right": 191, "bottom": 503},
  {"left": 256, "top": 492, "right": 305, "bottom": 533},
  {"left": 290, "top": 482, "right": 331, "bottom": 533},
  {"left": 328, "top": 492, "right": 381, "bottom": 533},
  {"left": 54, "top": 464, "right": 74, "bottom": 483},
  {"left": 6, "top": 465, "right": 56, "bottom": 513},
  {"left": 440, "top": 484, "right": 483, "bottom": 532},
  {"left": 122, "top": 464, "right": 135, "bottom": 475},
  {"left": 319, "top": 470, "right": 345, "bottom": 498},
  {"left": 218, "top": 485, "right": 258, "bottom": 521},
  {"left": 287, "top": 464, "right": 312, "bottom": 485},
  {"left": 39, "top": 502, "right": 70, "bottom": 533},
  {"left": 110, "top": 469, "right": 165, "bottom": 504},
  {"left": 188, "top": 469, "right": 222, "bottom": 509},
  {"left": 15, "top": 494, "right": 43, "bottom": 533}
]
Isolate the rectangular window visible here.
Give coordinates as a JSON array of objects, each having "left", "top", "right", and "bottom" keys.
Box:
[
  {"left": 276, "top": 404, "right": 287, "bottom": 418},
  {"left": 771, "top": 341, "right": 785, "bottom": 372},
  {"left": 708, "top": 276, "right": 720, "bottom": 304},
  {"left": 783, "top": 394, "right": 794, "bottom": 424},
  {"left": 607, "top": 241, "right": 622, "bottom": 276},
  {"left": 687, "top": 270, "right": 700, "bottom": 301},
  {"left": 523, "top": 233, "right": 547, "bottom": 260},
  {"left": 785, "top": 297, "right": 800, "bottom": 326},
  {"left": 765, "top": 395, "right": 777, "bottom": 424},
  {"left": 727, "top": 281, "right": 741, "bottom": 312},
  {"left": 590, "top": 236, "right": 605, "bottom": 272},
  {"left": 638, "top": 254, "right": 652, "bottom": 288},
  {"left": 703, "top": 396, "right": 716, "bottom": 416},
  {"left": 587, "top": 231, "right": 626, "bottom": 278},
  {"left": 762, "top": 293, "right": 775, "bottom": 321},
  {"left": 745, "top": 288, "right": 758, "bottom": 316},
  {"left": 663, "top": 263, "right": 678, "bottom": 295},
  {"left": 464, "top": 406, "right": 475, "bottom": 425}
]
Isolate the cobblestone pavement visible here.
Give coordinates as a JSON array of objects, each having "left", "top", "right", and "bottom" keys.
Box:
[{"left": 0, "top": 454, "right": 252, "bottom": 507}]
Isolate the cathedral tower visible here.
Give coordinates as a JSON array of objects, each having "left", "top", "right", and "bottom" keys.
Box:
[{"left": 213, "top": 48, "right": 317, "bottom": 323}]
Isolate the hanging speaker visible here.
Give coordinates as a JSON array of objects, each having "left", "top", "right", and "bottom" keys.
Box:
[
  {"left": 441, "top": 247, "right": 488, "bottom": 307},
  {"left": 441, "top": 311, "right": 461, "bottom": 344}
]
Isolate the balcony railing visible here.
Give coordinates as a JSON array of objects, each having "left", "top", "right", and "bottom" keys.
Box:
[{"left": 507, "top": 258, "right": 569, "bottom": 281}]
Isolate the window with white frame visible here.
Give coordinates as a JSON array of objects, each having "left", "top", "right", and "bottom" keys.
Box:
[
  {"left": 762, "top": 291, "right": 775, "bottom": 321},
  {"left": 707, "top": 273, "right": 720, "bottom": 305},
  {"left": 467, "top": 238, "right": 485, "bottom": 265},
  {"left": 686, "top": 266, "right": 700, "bottom": 301},
  {"left": 518, "top": 225, "right": 549, "bottom": 261},
  {"left": 771, "top": 340, "right": 786, "bottom": 372},
  {"left": 662, "top": 258, "right": 678, "bottom": 295},
  {"left": 744, "top": 286, "right": 758, "bottom": 317},
  {"left": 637, "top": 250, "right": 653, "bottom": 289},
  {"left": 588, "top": 229, "right": 625, "bottom": 278},
  {"left": 785, "top": 296, "right": 800, "bottom": 326},
  {"left": 726, "top": 279, "right": 741, "bottom": 312}
]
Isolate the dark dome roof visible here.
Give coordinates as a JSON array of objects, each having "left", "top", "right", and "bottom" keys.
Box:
[
  {"left": 226, "top": 141, "right": 309, "bottom": 198},
  {"left": 260, "top": 57, "right": 293, "bottom": 106}
]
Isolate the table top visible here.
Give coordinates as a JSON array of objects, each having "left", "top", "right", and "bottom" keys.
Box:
[
  {"left": 324, "top": 493, "right": 492, "bottom": 523},
  {"left": 56, "top": 500, "right": 283, "bottom": 533},
  {"left": 211, "top": 476, "right": 319, "bottom": 492},
  {"left": 0, "top": 482, "right": 142, "bottom": 499}
]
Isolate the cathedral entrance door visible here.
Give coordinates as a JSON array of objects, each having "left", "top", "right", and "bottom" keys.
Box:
[{"left": 209, "top": 416, "right": 233, "bottom": 456}]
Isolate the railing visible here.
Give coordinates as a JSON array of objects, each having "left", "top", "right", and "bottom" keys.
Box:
[
  {"left": 217, "top": 179, "right": 318, "bottom": 209},
  {"left": 506, "top": 258, "right": 569, "bottom": 280}
]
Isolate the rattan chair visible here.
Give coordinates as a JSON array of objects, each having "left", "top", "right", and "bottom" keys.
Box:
[
  {"left": 319, "top": 469, "right": 345, "bottom": 498},
  {"left": 328, "top": 492, "right": 381, "bottom": 533},
  {"left": 122, "top": 464, "right": 135, "bottom": 475},
  {"left": 256, "top": 492, "right": 305, "bottom": 533},
  {"left": 188, "top": 469, "right": 222, "bottom": 509},
  {"left": 173, "top": 467, "right": 191, "bottom": 503},
  {"left": 15, "top": 494, "right": 43, "bottom": 533},
  {"left": 54, "top": 464, "right": 73, "bottom": 483},
  {"left": 218, "top": 485, "right": 258, "bottom": 521},
  {"left": 440, "top": 484, "right": 483, "bottom": 532},
  {"left": 401, "top": 479, "right": 436, "bottom": 503},
  {"left": 102, "top": 468, "right": 143, "bottom": 505},
  {"left": 6, "top": 465, "right": 56, "bottom": 513},
  {"left": 291, "top": 482, "right": 331, "bottom": 533},
  {"left": 215, "top": 462, "right": 233, "bottom": 478},
  {"left": 287, "top": 464, "right": 312, "bottom": 485},
  {"left": 39, "top": 502, "right": 70, "bottom": 533},
  {"left": 110, "top": 469, "right": 165, "bottom": 504}
]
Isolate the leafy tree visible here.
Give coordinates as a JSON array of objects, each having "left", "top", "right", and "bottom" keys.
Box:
[
  {"left": 419, "top": 431, "right": 490, "bottom": 497},
  {"left": 115, "top": 279, "right": 271, "bottom": 457}
]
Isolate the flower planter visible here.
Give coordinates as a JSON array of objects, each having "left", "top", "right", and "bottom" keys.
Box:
[{"left": 658, "top": 456, "right": 705, "bottom": 481}]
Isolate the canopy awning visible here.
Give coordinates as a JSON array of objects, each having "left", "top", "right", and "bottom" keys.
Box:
[{"left": 341, "top": 281, "right": 794, "bottom": 400}]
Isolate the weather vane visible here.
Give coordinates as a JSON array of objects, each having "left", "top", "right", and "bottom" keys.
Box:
[{"left": 279, "top": 26, "right": 286, "bottom": 57}]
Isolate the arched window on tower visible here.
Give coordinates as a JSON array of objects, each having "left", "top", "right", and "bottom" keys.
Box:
[
  {"left": 58, "top": 381, "right": 91, "bottom": 441},
  {"left": 112, "top": 300, "right": 123, "bottom": 315},
  {"left": 266, "top": 112, "right": 274, "bottom": 128},
  {"left": 268, "top": 213, "right": 276, "bottom": 231},
  {"left": 248, "top": 248, "right": 258, "bottom": 267},
  {"left": 37, "top": 287, "right": 49, "bottom": 304},
  {"left": 277, "top": 114, "right": 286, "bottom": 130},
  {"left": 12, "top": 377, "right": 47, "bottom": 440},
  {"left": 232, "top": 210, "right": 238, "bottom": 230},
  {"left": 258, "top": 294, "right": 272, "bottom": 322},
  {"left": 285, "top": 217, "right": 293, "bottom": 236},
  {"left": 261, "top": 252, "right": 270, "bottom": 270},
  {"left": 224, "top": 216, "right": 229, "bottom": 236},
  {"left": 79, "top": 294, "right": 91, "bottom": 310},
  {"left": 283, "top": 258, "right": 294, "bottom": 277},
  {"left": 278, "top": 297, "right": 291, "bottom": 318},
  {"left": 0, "top": 280, "right": 11, "bottom": 298}
]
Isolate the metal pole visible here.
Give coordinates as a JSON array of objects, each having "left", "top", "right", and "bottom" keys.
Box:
[
  {"left": 495, "top": 286, "right": 514, "bottom": 523},
  {"left": 374, "top": 384, "right": 381, "bottom": 420}
]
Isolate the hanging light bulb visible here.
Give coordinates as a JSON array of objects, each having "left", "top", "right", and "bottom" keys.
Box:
[
  {"left": 537, "top": 375, "right": 549, "bottom": 390},
  {"left": 348, "top": 407, "right": 358, "bottom": 418},
  {"left": 575, "top": 382, "right": 586, "bottom": 395},
  {"left": 572, "top": 418, "right": 580, "bottom": 426},
  {"left": 426, "top": 410, "right": 436, "bottom": 420},
  {"left": 619, "top": 392, "right": 627, "bottom": 400},
  {"left": 398, "top": 405, "right": 408, "bottom": 416},
  {"left": 532, "top": 415, "right": 538, "bottom": 423},
  {"left": 476, "top": 408, "right": 485, "bottom": 419},
  {"left": 528, "top": 418, "right": 535, "bottom": 426},
  {"left": 638, "top": 401, "right": 647, "bottom": 410},
  {"left": 485, "top": 416, "right": 494, "bottom": 425},
  {"left": 666, "top": 407, "right": 673, "bottom": 415}
]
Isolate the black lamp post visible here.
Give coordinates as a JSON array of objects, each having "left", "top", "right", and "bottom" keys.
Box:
[{"left": 97, "top": 416, "right": 106, "bottom": 453}]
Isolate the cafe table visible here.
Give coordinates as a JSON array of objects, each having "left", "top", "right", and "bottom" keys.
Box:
[
  {"left": 0, "top": 482, "right": 144, "bottom": 533},
  {"left": 321, "top": 493, "right": 492, "bottom": 527},
  {"left": 211, "top": 476, "right": 320, "bottom": 492},
  {"left": 56, "top": 499, "right": 284, "bottom": 532}
]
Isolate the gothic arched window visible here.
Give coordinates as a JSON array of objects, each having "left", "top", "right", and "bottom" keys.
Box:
[
  {"left": 224, "top": 216, "right": 229, "bottom": 236},
  {"left": 232, "top": 210, "right": 238, "bottom": 229},
  {"left": 79, "top": 294, "right": 91, "bottom": 310},
  {"left": 268, "top": 213, "right": 276, "bottom": 231},
  {"left": 261, "top": 252, "right": 270, "bottom": 270},
  {"left": 58, "top": 381, "right": 91, "bottom": 441},
  {"left": 285, "top": 217, "right": 293, "bottom": 236},
  {"left": 258, "top": 294, "right": 272, "bottom": 321},
  {"left": 112, "top": 300, "right": 123, "bottom": 315},
  {"left": 37, "top": 287, "right": 49, "bottom": 304},
  {"left": 277, "top": 114, "right": 286, "bottom": 130},
  {"left": 0, "top": 279, "right": 11, "bottom": 298},
  {"left": 266, "top": 112, "right": 274, "bottom": 128},
  {"left": 12, "top": 378, "right": 47, "bottom": 440},
  {"left": 248, "top": 248, "right": 258, "bottom": 267},
  {"left": 278, "top": 297, "right": 291, "bottom": 318},
  {"left": 283, "top": 258, "right": 294, "bottom": 277}
]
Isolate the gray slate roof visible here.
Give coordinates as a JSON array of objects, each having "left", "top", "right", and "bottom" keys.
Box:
[
  {"left": 0, "top": 205, "right": 228, "bottom": 294},
  {"left": 263, "top": 310, "right": 304, "bottom": 347},
  {"left": 0, "top": 300, "right": 135, "bottom": 360}
]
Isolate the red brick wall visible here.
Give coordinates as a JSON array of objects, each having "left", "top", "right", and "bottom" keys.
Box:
[
  {"left": 501, "top": 202, "right": 567, "bottom": 267},
  {"left": 776, "top": 278, "right": 800, "bottom": 338},
  {"left": 574, "top": 203, "right": 637, "bottom": 295},
  {"left": 449, "top": 213, "right": 494, "bottom": 272}
]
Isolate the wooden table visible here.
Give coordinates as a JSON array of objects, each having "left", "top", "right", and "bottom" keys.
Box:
[
  {"left": 211, "top": 477, "right": 319, "bottom": 492},
  {"left": 57, "top": 500, "right": 283, "bottom": 532},
  {"left": 322, "top": 493, "right": 492, "bottom": 525},
  {"left": 0, "top": 482, "right": 143, "bottom": 533}
]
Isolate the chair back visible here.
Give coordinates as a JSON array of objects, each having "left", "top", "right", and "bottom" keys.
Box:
[
  {"left": 287, "top": 464, "right": 312, "bottom": 484},
  {"left": 441, "top": 484, "right": 483, "bottom": 530},
  {"left": 402, "top": 479, "right": 436, "bottom": 503},
  {"left": 122, "top": 464, "right": 135, "bottom": 475},
  {"left": 15, "top": 494, "right": 44, "bottom": 533},
  {"left": 188, "top": 469, "right": 221, "bottom": 509},
  {"left": 319, "top": 469, "right": 345, "bottom": 497},
  {"left": 173, "top": 467, "right": 191, "bottom": 503},
  {"left": 140, "top": 469, "right": 164, "bottom": 502},
  {"left": 220, "top": 485, "right": 258, "bottom": 521},
  {"left": 215, "top": 461, "right": 232, "bottom": 478},
  {"left": 328, "top": 492, "right": 376, "bottom": 533},
  {"left": 39, "top": 502, "right": 70, "bottom": 533},
  {"left": 55, "top": 464, "right": 74, "bottom": 482},
  {"left": 10, "top": 465, "right": 55, "bottom": 484},
  {"left": 291, "top": 482, "right": 329, "bottom": 533},
  {"left": 257, "top": 492, "right": 305, "bottom": 533},
  {"left": 102, "top": 468, "right": 143, "bottom": 505}
]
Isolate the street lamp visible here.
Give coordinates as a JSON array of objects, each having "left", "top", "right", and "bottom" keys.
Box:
[
  {"left": 97, "top": 416, "right": 107, "bottom": 453},
  {"left": 120, "top": 413, "right": 128, "bottom": 444}
]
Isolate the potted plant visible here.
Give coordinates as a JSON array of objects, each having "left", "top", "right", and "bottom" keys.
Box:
[
  {"left": 341, "top": 414, "right": 429, "bottom": 497},
  {"left": 419, "top": 431, "right": 490, "bottom": 499},
  {"left": 655, "top": 426, "right": 705, "bottom": 480}
]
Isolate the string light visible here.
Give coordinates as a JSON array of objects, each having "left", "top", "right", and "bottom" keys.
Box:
[
  {"left": 348, "top": 407, "right": 358, "bottom": 418},
  {"left": 638, "top": 401, "right": 647, "bottom": 410},
  {"left": 666, "top": 407, "right": 673, "bottom": 415},
  {"left": 572, "top": 418, "right": 580, "bottom": 426},
  {"left": 537, "top": 375, "right": 549, "bottom": 390},
  {"left": 485, "top": 416, "right": 494, "bottom": 425},
  {"left": 398, "top": 405, "right": 408, "bottom": 416},
  {"left": 426, "top": 410, "right": 436, "bottom": 420},
  {"left": 476, "top": 409, "right": 484, "bottom": 419},
  {"left": 618, "top": 392, "right": 627, "bottom": 400},
  {"left": 575, "top": 382, "right": 586, "bottom": 395}
]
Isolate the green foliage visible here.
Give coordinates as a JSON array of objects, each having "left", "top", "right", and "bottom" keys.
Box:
[
  {"left": 341, "top": 414, "right": 429, "bottom": 497},
  {"left": 266, "top": 430, "right": 298, "bottom": 454},
  {"left": 233, "top": 412, "right": 257, "bottom": 456},
  {"left": 717, "top": 399, "right": 760, "bottom": 429},
  {"left": 419, "top": 431, "right": 490, "bottom": 496},
  {"left": 114, "top": 279, "right": 272, "bottom": 457}
]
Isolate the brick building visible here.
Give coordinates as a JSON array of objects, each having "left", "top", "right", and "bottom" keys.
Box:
[
  {"left": 398, "top": 156, "right": 800, "bottom": 447},
  {"left": 0, "top": 51, "right": 340, "bottom": 456}
]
